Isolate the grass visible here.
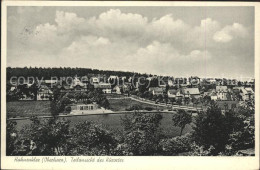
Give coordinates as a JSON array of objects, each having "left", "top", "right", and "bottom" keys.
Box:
[
  {"left": 11, "top": 112, "right": 193, "bottom": 138},
  {"left": 7, "top": 101, "right": 51, "bottom": 118},
  {"left": 7, "top": 98, "right": 193, "bottom": 138},
  {"left": 6, "top": 97, "right": 167, "bottom": 117},
  {"left": 108, "top": 98, "right": 167, "bottom": 111},
  {"left": 105, "top": 93, "right": 126, "bottom": 98},
  {"left": 216, "top": 101, "right": 239, "bottom": 110}
]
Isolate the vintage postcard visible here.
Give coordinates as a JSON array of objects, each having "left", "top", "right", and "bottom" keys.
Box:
[{"left": 1, "top": 1, "right": 259, "bottom": 170}]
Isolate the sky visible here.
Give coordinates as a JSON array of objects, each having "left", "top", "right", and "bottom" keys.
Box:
[{"left": 7, "top": 6, "right": 254, "bottom": 78}]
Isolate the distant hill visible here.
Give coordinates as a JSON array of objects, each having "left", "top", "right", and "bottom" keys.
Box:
[{"left": 7, "top": 67, "right": 155, "bottom": 80}]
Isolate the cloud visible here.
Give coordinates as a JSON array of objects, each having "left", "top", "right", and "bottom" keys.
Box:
[
  {"left": 23, "top": 23, "right": 69, "bottom": 54},
  {"left": 213, "top": 31, "right": 233, "bottom": 43},
  {"left": 124, "top": 41, "right": 212, "bottom": 75},
  {"left": 213, "top": 23, "right": 248, "bottom": 43},
  {"left": 88, "top": 9, "right": 148, "bottom": 40},
  {"left": 148, "top": 14, "right": 190, "bottom": 40},
  {"left": 19, "top": 9, "right": 250, "bottom": 51},
  {"left": 64, "top": 35, "right": 111, "bottom": 54},
  {"left": 35, "top": 23, "right": 57, "bottom": 37},
  {"left": 129, "top": 41, "right": 211, "bottom": 62},
  {"left": 58, "top": 35, "right": 139, "bottom": 70},
  {"left": 186, "top": 50, "right": 212, "bottom": 60},
  {"left": 87, "top": 10, "right": 189, "bottom": 45},
  {"left": 7, "top": 7, "right": 253, "bottom": 77},
  {"left": 55, "top": 10, "right": 85, "bottom": 33},
  {"left": 187, "top": 18, "right": 221, "bottom": 48}
]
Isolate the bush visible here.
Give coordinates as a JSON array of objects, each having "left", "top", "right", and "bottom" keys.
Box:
[
  {"left": 144, "top": 107, "right": 153, "bottom": 111},
  {"left": 125, "top": 105, "right": 143, "bottom": 111},
  {"left": 64, "top": 106, "right": 71, "bottom": 113},
  {"left": 159, "top": 133, "right": 192, "bottom": 155},
  {"left": 6, "top": 121, "right": 18, "bottom": 155},
  {"left": 14, "top": 117, "right": 71, "bottom": 156},
  {"left": 121, "top": 112, "right": 163, "bottom": 155},
  {"left": 192, "top": 102, "right": 229, "bottom": 155},
  {"left": 189, "top": 142, "right": 216, "bottom": 156},
  {"left": 69, "top": 121, "right": 118, "bottom": 155}
]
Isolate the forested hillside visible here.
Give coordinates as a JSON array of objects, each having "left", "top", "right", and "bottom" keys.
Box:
[{"left": 7, "top": 67, "right": 153, "bottom": 80}]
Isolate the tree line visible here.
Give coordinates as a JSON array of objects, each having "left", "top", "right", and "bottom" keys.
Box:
[{"left": 7, "top": 67, "right": 152, "bottom": 80}]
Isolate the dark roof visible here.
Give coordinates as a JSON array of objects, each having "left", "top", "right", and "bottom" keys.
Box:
[
  {"left": 94, "top": 83, "right": 111, "bottom": 89},
  {"left": 216, "top": 86, "right": 228, "bottom": 92},
  {"left": 183, "top": 88, "right": 200, "bottom": 95},
  {"left": 152, "top": 87, "right": 164, "bottom": 93},
  {"left": 168, "top": 89, "right": 177, "bottom": 95}
]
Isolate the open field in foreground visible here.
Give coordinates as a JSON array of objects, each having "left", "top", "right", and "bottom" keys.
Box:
[
  {"left": 7, "top": 99, "right": 193, "bottom": 138},
  {"left": 7, "top": 101, "right": 51, "bottom": 118},
  {"left": 6, "top": 97, "right": 167, "bottom": 117},
  {"left": 109, "top": 98, "right": 167, "bottom": 111},
  {"left": 10, "top": 113, "right": 193, "bottom": 138}
]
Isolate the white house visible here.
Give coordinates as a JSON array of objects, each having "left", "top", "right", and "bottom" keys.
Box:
[
  {"left": 91, "top": 77, "right": 100, "bottom": 84},
  {"left": 168, "top": 79, "right": 174, "bottom": 87},
  {"left": 71, "top": 103, "right": 98, "bottom": 111},
  {"left": 248, "top": 79, "right": 255, "bottom": 87},
  {"left": 149, "top": 87, "right": 164, "bottom": 95},
  {"left": 94, "top": 83, "right": 112, "bottom": 94},
  {"left": 37, "top": 85, "right": 53, "bottom": 101},
  {"left": 19, "top": 92, "right": 35, "bottom": 101},
  {"left": 70, "top": 77, "right": 87, "bottom": 91},
  {"left": 113, "top": 85, "right": 122, "bottom": 94},
  {"left": 167, "top": 89, "right": 177, "bottom": 98},
  {"left": 183, "top": 88, "right": 200, "bottom": 99},
  {"left": 210, "top": 92, "right": 218, "bottom": 101},
  {"left": 216, "top": 86, "right": 228, "bottom": 100},
  {"left": 10, "top": 86, "right": 16, "bottom": 92},
  {"left": 238, "top": 87, "right": 254, "bottom": 101},
  {"left": 176, "top": 89, "right": 184, "bottom": 99}
]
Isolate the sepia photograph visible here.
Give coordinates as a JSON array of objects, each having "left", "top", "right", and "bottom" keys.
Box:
[{"left": 1, "top": 1, "right": 259, "bottom": 170}]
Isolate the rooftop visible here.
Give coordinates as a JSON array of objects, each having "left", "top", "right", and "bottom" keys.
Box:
[{"left": 183, "top": 88, "right": 200, "bottom": 95}]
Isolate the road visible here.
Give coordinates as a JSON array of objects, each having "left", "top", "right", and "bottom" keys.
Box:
[
  {"left": 129, "top": 96, "right": 203, "bottom": 112},
  {"left": 108, "top": 95, "right": 203, "bottom": 112}
]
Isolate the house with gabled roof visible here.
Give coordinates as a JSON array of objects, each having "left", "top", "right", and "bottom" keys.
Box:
[
  {"left": 37, "top": 85, "right": 53, "bottom": 101},
  {"left": 94, "top": 83, "right": 112, "bottom": 94},
  {"left": 183, "top": 88, "right": 200, "bottom": 99},
  {"left": 235, "top": 87, "right": 254, "bottom": 101},
  {"left": 210, "top": 91, "right": 218, "bottom": 101},
  {"left": 149, "top": 87, "right": 164, "bottom": 95},
  {"left": 167, "top": 89, "right": 177, "bottom": 98},
  {"left": 176, "top": 89, "right": 184, "bottom": 99},
  {"left": 216, "top": 86, "right": 228, "bottom": 100}
]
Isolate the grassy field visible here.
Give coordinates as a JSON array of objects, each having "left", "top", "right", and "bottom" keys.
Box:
[
  {"left": 11, "top": 113, "right": 193, "bottom": 138},
  {"left": 7, "top": 101, "right": 51, "bottom": 118},
  {"left": 105, "top": 93, "right": 126, "bottom": 98},
  {"left": 6, "top": 97, "right": 167, "bottom": 118},
  {"left": 108, "top": 98, "right": 167, "bottom": 111}
]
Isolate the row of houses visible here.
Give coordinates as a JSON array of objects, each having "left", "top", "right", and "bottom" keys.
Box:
[
  {"left": 151, "top": 76, "right": 255, "bottom": 87},
  {"left": 149, "top": 87, "right": 201, "bottom": 99},
  {"left": 8, "top": 74, "right": 255, "bottom": 101},
  {"left": 10, "top": 74, "right": 255, "bottom": 89},
  {"left": 9, "top": 76, "right": 132, "bottom": 101},
  {"left": 148, "top": 85, "right": 254, "bottom": 101}
]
